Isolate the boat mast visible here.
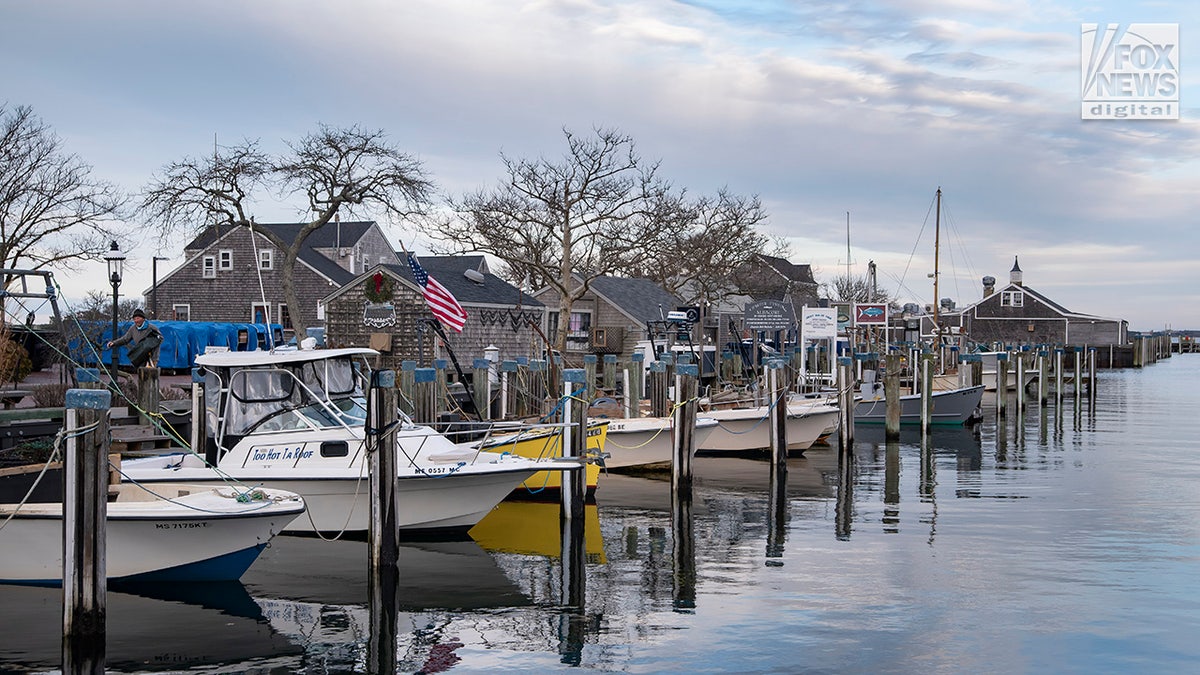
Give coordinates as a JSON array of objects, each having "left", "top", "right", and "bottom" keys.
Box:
[{"left": 932, "top": 188, "right": 942, "bottom": 337}]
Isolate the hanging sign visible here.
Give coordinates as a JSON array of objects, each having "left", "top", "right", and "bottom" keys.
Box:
[
  {"left": 854, "top": 303, "right": 888, "bottom": 325},
  {"left": 801, "top": 307, "right": 837, "bottom": 339},
  {"left": 363, "top": 302, "right": 397, "bottom": 328},
  {"left": 743, "top": 300, "right": 793, "bottom": 332}
]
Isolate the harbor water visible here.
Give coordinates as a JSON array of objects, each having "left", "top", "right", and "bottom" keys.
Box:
[{"left": 2, "top": 355, "right": 1199, "bottom": 673}]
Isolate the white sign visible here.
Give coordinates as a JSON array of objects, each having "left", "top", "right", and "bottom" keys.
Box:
[
  {"left": 801, "top": 307, "right": 837, "bottom": 339},
  {"left": 1082, "top": 23, "right": 1179, "bottom": 120}
]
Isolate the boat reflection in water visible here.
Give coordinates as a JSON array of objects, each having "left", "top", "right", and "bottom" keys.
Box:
[
  {"left": 0, "top": 581, "right": 299, "bottom": 672},
  {"left": 470, "top": 499, "right": 605, "bottom": 561}
]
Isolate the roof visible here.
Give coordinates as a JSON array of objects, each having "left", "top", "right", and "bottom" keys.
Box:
[
  {"left": 196, "top": 346, "right": 378, "bottom": 367},
  {"left": 962, "top": 282, "right": 1123, "bottom": 323},
  {"left": 322, "top": 255, "right": 544, "bottom": 307},
  {"left": 755, "top": 254, "right": 816, "bottom": 284},
  {"left": 587, "top": 276, "right": 684, "bottom": 324}
]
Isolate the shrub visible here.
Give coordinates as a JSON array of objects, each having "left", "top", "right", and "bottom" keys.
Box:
[{"left": 0, "top": 339, "right": 33, "bottom": 386}]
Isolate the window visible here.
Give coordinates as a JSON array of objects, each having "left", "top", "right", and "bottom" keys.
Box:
[
  {"left": 173, "top": 304, "right": 191, "bottom": 321},
  {"left": 316, "top": 301, "right": 326, "bottom": 321},
  {"left": 277, "top": 303, "right": 292, "bottom": 330},
  {"left": 218, "top": 249, "right": 233, "bottom": 270},
  {"left": 259, "top": 249, "right": 273, "bottom": 270},
  {"left": 1000, "top": 291, "right": 1024, "bottom": 308},
  {"left": 251, "top": 303, "right": 270, "bottom": 325},
  {"left": 548, "top": 310, "right": 592, "bottom": 352},
  {"left": 202, "top": 256, "right": 216, "bottom": 279}
]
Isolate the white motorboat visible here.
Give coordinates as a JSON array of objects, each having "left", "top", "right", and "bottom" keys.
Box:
[
  {"left": 854, "top": 382, "right": 984, "bottom": 425},
  {"left": 698, "top": 400, "right": 839, "bottom": 454},
  {"left": 121, "top": 348, "right": 573, "bottom": 534},
  {"left": 599, "top": 416, "right": 719, "bottom": 469},
  {"left": 0, "top": 482, "right": 304, "bottom": 584}
]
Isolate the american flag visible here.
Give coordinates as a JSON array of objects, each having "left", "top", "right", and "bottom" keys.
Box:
[{"left": 407, "top": 253, "right": 468, "bottom": 332}]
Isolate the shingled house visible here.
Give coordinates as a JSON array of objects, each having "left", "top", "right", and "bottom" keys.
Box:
[
  {"left": 956, "top": 257, "right": 1127, "bottom": 346},
  {"left": 323, "top": 255, "right": 546, "bottom": 372},
  {"left": 533, "top": 275, "right": 684, "bottom": 359},
  {"left": 145, "top": 220, "right": 395, "bottom": 335}
]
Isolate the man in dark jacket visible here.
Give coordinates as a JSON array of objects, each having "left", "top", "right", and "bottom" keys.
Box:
[{"left": 106, "top": 308, "right": 162, "bottom": 367}]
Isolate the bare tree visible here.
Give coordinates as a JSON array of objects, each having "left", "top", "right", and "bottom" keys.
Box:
[
  {"left": 821, "top": 272, "right": 893, "bottom": 304},
  {"left": 433, "top": 127, "right": 685, "bottom": 351},
  {"left": 140, "top": 125, "right": 433, "bottom": 338},
  {"left": 0, "top": 104, "right": 125, "bottom": 284},
  {"left": 635, "top": 189, "right": 777, "bottom": 308}
]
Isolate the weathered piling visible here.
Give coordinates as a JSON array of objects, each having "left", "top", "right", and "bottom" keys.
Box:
[
  {"left": 136, "top": 365, "right": 160, "bottom": 427},
  {"left": 1015, "top": 351, "right": 1026, "bottom": 410},
  {"left": 1088, "top": 348, "right": 1098, "bottom": 403},
  {"left": 1055, "top": 348, "right": 1065, "bottom": 404},
  {"left": 500, "top": 360, "right": 517, "bottom": 419},
  {"left": 413, "top": 367, "right": 436, "bottom": 425},
  {"left": 919, "top": 352, "right": 933, "bottom": 433},
  {"left": 366, "top": 370, "right": 399, "bottom": 572},
  {"left": 884, "top": 352, "right": 901, "bottom": 440},
  {"left": 837, "top": 356, "right": 855, "bottom": 452},
  {"left": 62, "top": 388, "right": 111, "bottom": 647},
  {"left": 399, "top": 360, "right": 416, "bottom": 417},
  {"left": 528, "top": 359, "right": 547, "bottom": 417},
  {"left": 189, "top": 367, "right": 208, "bottom": 461},
  {"left": 367, "top": 374, "right": 401, "bottom": 675},
  {"left": 76, "top": 367, "right": 101, "bottom": 390},
  {"left": 648, "top": 361, "right": 669, "bottom": 417},
  {"left": 968, "top": 354, "right": 983, "bottom": 388},
  {"left": 767, "top": 360, "right": 789, "bottom": 468},
  {"left": 583, "top": 354, "right": 598, "bottom": 400},
  {"left": 473, "top": 358, "right": 491, "bottom": 420},
  {"left": 625, "top": 352, "right": 644, "bottom": 419},
  {"left": 996, "top": 352, "right": 1009, "bottom": 417},
  {"left": 1072, "top": 347, "right": 1083, "bottom": 402},
  {"left": 672, "top": 363, "right": 699, "bottom": 498},
  {"left": 560, "top": 369, "right": 587, "bottom": 522},
  {"left": 602, "top": 354, "right": 617, "bottom": 393},
  {"left": 1037, "top": 350, "right": 1048, "bottom": 405}
]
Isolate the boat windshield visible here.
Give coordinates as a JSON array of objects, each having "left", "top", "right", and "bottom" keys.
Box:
[{"left": 217, "top": 356, "right": 368, "bottom": 436}]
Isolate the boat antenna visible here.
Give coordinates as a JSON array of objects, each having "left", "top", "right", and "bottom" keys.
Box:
[{"left": 247, "top": 216, "right": 275, "bottom": 351}]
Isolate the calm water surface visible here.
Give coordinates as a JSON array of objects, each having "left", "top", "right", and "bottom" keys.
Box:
[{"left": 2, "top": 355, "right": 1198, "bottom": 674}]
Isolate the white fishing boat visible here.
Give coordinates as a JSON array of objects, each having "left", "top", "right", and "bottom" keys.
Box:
[
  {"left": 698, "top": 401, "right": 839, "bottom": 454},
  {"left": 0, "top": 482, "right": 304, "bottom": 584},
  {"left": 120, "top": 347, "right": 574, "bottom": 534},
  {"left": 854, "top": 381, "right": 984, "bottom": 425},
  {"left": 600, "top": 416, "right": 719, "bottom": 469}
]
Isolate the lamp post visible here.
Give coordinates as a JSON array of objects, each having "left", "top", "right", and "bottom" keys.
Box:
[
  {"left": 151, "top": 256, "right": 169, "bottom": 320},
  {"left": 104, "top": 241, "right": 125, "bottom": 378}
]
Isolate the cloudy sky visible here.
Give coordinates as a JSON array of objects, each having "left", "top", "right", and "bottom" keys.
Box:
[{"left": 4, "top": 0, "right": 1197, "bottom": 330}]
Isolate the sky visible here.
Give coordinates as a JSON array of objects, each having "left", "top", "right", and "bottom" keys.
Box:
[{"left": 3, "top": 0, "right": 1198, "bottom": 331}]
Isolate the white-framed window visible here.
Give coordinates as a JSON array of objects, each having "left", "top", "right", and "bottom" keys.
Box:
[
  {"left": 277, "top": 303, "right": 292, "bottom": 330},
  {"left": 1000, "top": 290, "right": 1024, "bottom": 308},
  {"left": 173, "top": 304, "right": 191, "bottom": 321},
  {"left": 316, "top": 301, "right": 326, "bottom": 321},
  {"left": 251, "top": 303, "right": 270, "bottom": 325},
  {"left": 549, "top": 310, "right": 593, "bottom": 352},
  {"left": 218, "top": 249, "right": 233, "bottom": 270},
  {"left": 259, "top": 249, "right": 273, "bottom": 270},
  {"left": 202, "top": 256, "right": 216, "bottom": 279}
]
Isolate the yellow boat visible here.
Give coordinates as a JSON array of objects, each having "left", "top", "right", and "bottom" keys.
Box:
[{"left": 475, "top": 421, "right": 607, "bottom": 497}]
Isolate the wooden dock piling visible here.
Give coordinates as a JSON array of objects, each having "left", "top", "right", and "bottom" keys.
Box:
[
  {"left": 62, "top": 388, "right": 111, "bottom": 650},
  {"left": 672, "top": 363, "right": 699, "bottom": 498}
]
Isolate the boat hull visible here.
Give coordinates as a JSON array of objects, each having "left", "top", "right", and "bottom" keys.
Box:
[
  {"left": 0, "top": 484, "right": 303, "bottom": 584},
  {"left": 854, "top": 384, "right": 984, "bottom": 425},
  {"left": 601, "top": 417, "right": 718, "bottom": 469},
  {"left": 698, "top": 404, "right": 838, "bottom": 453},
  {"left": 476, "top": 422, "right": 605, "bottom": 496}
]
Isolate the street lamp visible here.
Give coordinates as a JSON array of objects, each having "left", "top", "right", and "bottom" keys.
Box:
[{"left": 104, "top": 241, "right": 125, "bottom": 377}]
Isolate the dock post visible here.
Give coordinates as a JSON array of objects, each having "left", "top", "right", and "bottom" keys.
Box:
[
  {"left": 528, "top": 359, "right": 547, "bottom": 417},
  {"left": 1073, "top": 347, "right": 1083, "bottom": 401},
  {"left": 969, "top": 354, "right": 983, "bottom": 388},
  {"left": 673, "top": 363, "right": 699, "bottom": 498},
  {"left": 602, "top": 354, "right": 617, "bottom": 393},
  {"left": 1015, "top": 350, "right": 1026, "bottom": 410},
  {"left": 884, "top": 351, "right": 901, "bottom": 440},
  {"left": 627, "top": 352, "right": 645, "bottom": 418},
  {"left": 499, "top": 360, "right": 517, "bottom": 419},
  {"left": 919, "top": 351, "right": 933, "bottom": 433},
  {"left": 473, "top": 358, "right": 492, "bottom": 421},
  {"left": 366, "top": 372, "right": 400, "bottom": 675},
  {"left": 648, "top": 361, "right": 669, "bottom": 417},
  {"left": 1055, "top": 348, "right": 1065, "bottom": 405},
  {"left": 75, "top": 367, "right": 101, "bottom": 390},
  {"left": 560, "top": 369, "right": 587, "bottom": 522},
  {"left": 398, "top": 361, "right": 416, "bottom": 418},
  {"left": 413, "top": 367, "right": 436, "bottom": 425},
  {"left": 1037, "top": 349, "right": 1048, "bottom": 405},
  {"left": 583, "top": 354, "right": 598, "bottom": 401},
  {"left": 837, "top": 356, "right": 855, "bottom": 452},
  {"left": 136, "top": 365, "right": 160, "bottom": 427},
  {"left": 1088, "top": 348, "right": 1097, "bottom": 403},
  {"left": 366, "top": 370, "right": 399, "bottom": 571},
  {"left": 189, "top": 368, "right": 208, "bottom": 461},
  {"left": 62, "top": 388, "right": 112, "bottom": 667},
  {"left": 766, "top": 359, "right": 789, "bottom": 468},
  {"left": 996, "top": 353, "right": 1009, "bottom": 418}
]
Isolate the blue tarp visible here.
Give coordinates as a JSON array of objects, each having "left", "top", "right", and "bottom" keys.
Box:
[{"left": 70, "top": 321, "right": 285, "bottom": 370}]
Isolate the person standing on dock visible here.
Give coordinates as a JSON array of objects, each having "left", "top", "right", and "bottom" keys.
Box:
[{"left": 106, "top": 308, "right": 163, "bottom": 368}]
